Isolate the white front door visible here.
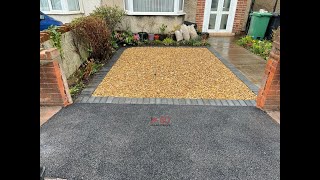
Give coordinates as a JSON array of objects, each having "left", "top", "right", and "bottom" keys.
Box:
[{"left": 202, "top": 0, "right": 238, "bottom": 33}]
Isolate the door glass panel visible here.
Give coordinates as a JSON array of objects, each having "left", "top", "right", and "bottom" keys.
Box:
[
  {"left": 220, "top": 14, "right": 229, "bottom": 29},
  {"left": 211, "top": 0, "right": 218, "bottom": 11},
  {"left": 222, "top": 0, "right": 231, "bottom": 11},
  {"left": 209, "top": 14, "right": 217, "bottom": 29}
]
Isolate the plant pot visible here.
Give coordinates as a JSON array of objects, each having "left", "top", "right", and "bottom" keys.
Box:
[
  {"left": 168, "top": 33, "right": 176, "bottom": 41},
  {"left": 154, "top": 34, "right": 160, "bottom": 40},
  {"left": 138, "top": 32, "right": 148, "bottom": 41},
  {"left": 133, "top": 33, "right": 140, "bottom": 41},
  {"left": 201, "top": 32, "right": 209, "bottom": 40},
  {"left": 148, "top": 33, "right": 155, "bottom": 41},
  {"left": 159, "top": 34, "right": 167, "bottom": 41}
]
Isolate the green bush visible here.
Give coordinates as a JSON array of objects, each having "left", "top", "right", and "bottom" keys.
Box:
[
  {"left": 69, "top": 81, "right": 85, "bottom": 97},
  {"left": 68, "top": 60, "right": 104, "bottom": 98},
  {"left": 90, "top": 6, "right": 126, "bottom": 31},
  {"left": 162, "top": 37, "right": 175, "bottom": 46},
  {"left": 237, "top": 36, "right": 272, "bottom": 60},
  {"left": 112, "top": 30, "right": 137, "bottom": 47},
  {"left": 47, "top": 25, "right": 63, "bottom": 56}
]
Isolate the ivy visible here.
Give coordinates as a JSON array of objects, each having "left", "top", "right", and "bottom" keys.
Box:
[{"left": 47, "top": 25, "right": 63, "bottom": 57}]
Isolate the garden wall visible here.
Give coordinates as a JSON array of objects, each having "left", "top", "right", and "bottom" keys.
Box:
[
  {"left": 40, "top": 26, "right": 88, "bottom": 79},
  {"left": 256, "top": 28, "right": 280, "bottom": 111},
  {"left": 40, "top": 48, "right": 72, "bottom": 106}
]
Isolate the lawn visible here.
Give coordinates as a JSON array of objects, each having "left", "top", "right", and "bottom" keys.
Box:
[{"left": 93, "top": 47, "right": 256, "bottom": 100}]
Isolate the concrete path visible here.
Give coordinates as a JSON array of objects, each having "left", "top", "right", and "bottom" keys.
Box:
[
  {"left": 208, "top": 37, "right": 280, "bottom": 123},
  {"left": 40, "top": 103, "right": 280, "bottom": 180},
  {"left": 208, "top": 37, "right": 267, "bottom": 88},
  {"left": 40, "top": 106, "right": 61, "bottom": 126}
]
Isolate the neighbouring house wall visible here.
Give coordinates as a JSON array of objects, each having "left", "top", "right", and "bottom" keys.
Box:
[
  {"left": 48, "top": 0, "right": 101, "bottom": 23},
  {"left": 253, "top": 0, "right": 280, "bottom": 13},
  {"left": 119, "top": 15, "right": 184, "bottom": 34},
  {"left": 41, "top": 27, "right": 88, "bottom": 79},
  {"left": 49, "top": 14, "right": 84, "bottom": 24},
  {"left": 102, "top": 0, "right": 184, "bottom": 33},
  {"left": 184, "top": 0, "right": 197, "bottom": 23},
  {"left": 256, "top": 28, "right": 280, "bottom": 111},
  {"left": 101, "top": 0, "right": 123, "bottom": 7},
  {"left": 40, "top": 48, "right": 72, "bottom": 106}
]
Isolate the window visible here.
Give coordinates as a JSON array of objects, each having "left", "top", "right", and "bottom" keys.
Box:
[
  {"left": 124, "top": 0, "right": 185, "bottom": 15},
  {"left": 40, "top": 0, "right": 82, "bottom": 14}
]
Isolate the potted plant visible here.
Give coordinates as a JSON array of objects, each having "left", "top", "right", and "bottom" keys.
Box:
[
  {"left": 154, "top": 34, "right": 160, "bottom": 40},
  {"left": 159, "top": 24, "right": 167, "bottom": 41},
  {"left": 137, "top": 22, "right": 148, "bottom": 41},
  {"left": 201, "top": 32, "right": 209, "bottom": 40},
  {"left": 147, "top": 18, "right": 156, "bottom": 41},
  {"left": 133, "top": 33, "right": 140, "bottom": 41}
]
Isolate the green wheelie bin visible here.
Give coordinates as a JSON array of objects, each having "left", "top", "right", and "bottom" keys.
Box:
[{"left": 248, "top": 12, "right": 273, "bottom": 40}]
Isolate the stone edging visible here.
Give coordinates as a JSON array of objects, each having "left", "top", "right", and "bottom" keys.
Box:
[{"left": 75, "top": 46, "right": 257, "bottom": 106}]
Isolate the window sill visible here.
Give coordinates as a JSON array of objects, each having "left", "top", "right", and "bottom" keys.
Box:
[
  {"left": 126, "top": 12, "right": 186, "bottom": 16},
  {"left": 41, "top": 11, "right": 84, "bottom": 15}
]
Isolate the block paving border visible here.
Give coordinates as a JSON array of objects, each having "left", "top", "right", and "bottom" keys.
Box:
[{"left": 75, "top": 47, "right": 258, "bottom": 106}]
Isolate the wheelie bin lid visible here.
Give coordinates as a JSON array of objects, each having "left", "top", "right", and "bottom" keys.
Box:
[{"left": 250, "top": 12, "right": 273, "bottom": 17}]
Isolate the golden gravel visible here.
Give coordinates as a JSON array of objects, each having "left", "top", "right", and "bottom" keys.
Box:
[{"left": 92, "top": 47, "right": 257, "bottom": 100}]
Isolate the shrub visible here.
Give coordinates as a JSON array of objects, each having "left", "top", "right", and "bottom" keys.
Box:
[
  {"left": 162, "top": 37, "right": 175, "bottom": 46},
  {"left": 159, "top": 24, "right": 167, "bottom": 34},
  {"left": 47, "top": 25, "right": 63, "bottom": 56},
  {"left": 112, "top": 30, "right": 137, "bottom": 47},
  {"left": 237, "top": 36, "right": 272, "bottom": 60},
  {"left": 68, "top": 59, "right": 104, "bottom": 98},
  {"left": 236, "top": 35, "right": 254, "bottom": 47},
  {"left": 70, "top": 16, "right": 112, "bottom": 62},
  {"left": 90, "top": 5, "right": 126, "bottom": 31}
]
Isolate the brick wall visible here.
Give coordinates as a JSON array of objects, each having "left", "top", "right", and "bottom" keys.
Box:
[
  {"left": 196, "top": 0, "right": 248, "bottom": 34},
  {"left": 256, "top": 28, "right": 280, "bottom": 110},
  {"left": 40, "top": 48, "right": 72, "bottom": 106},
  {"left": 195, "top": 0, "right": 206, "bottom": 31},
  {"left": 232, "top": 0, "right": 248, "bottom": 34}
]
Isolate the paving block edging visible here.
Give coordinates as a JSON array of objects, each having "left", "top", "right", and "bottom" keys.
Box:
[{"left": 75, "top": 46, "right": 257, "bottom": 106}]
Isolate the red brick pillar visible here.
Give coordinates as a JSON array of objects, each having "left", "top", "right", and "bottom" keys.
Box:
[
  {"left": 40, "top": 48, "right": 72, "bottom": 106},
  {"left": 256, "top": 28, "right": 280, "bottom": 110},
  {"left": 195, "top": 0, "right": 206, "bottom": 31},
  {"left": 232, "top": 0, "right": 248, "bottom": 34}
]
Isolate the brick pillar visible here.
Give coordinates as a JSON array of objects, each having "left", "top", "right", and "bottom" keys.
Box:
[
  {"left": 40, "top": 48, "right": 72, "bottom": 106},
  {"left": 232, "top": 0, "right": 248, "bottom": 34},
  {"left": 195, "top": 0, "right": 206, "bottom": 31},
  {"left": 256, "top": 28, "right": 280, "bottom": 110}
]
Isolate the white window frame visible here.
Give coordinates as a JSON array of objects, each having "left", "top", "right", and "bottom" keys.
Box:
[
  {"left": 41, "top": 0, "right": 84, "bottom": 15},
  {"left": 124, "top": 0, "right": 185, "bottom": 15}
]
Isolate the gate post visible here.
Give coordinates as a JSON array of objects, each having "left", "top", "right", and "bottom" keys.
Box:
[{"left": 256, "top": 28, "right": 280, "bottom": 110}]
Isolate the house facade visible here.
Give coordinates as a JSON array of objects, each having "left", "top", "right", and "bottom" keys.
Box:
[{"left": 41, "top": 0, "right": 251, "bottom": 36}]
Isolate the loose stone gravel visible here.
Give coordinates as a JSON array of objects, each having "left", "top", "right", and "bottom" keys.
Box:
[{"left": 93, "top": 47, "right": 256, "bottom": 100}]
